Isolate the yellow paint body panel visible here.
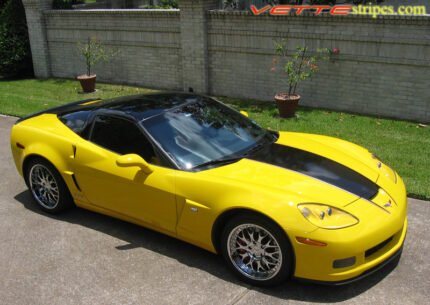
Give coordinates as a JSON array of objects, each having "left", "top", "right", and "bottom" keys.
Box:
[{"left": 10, "top": 114, "right": 408, "bottom": 283}]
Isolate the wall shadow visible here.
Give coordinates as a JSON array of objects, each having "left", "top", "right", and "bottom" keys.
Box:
[{"left": 14, "top": 190, "right": 401, "bottom": 303}]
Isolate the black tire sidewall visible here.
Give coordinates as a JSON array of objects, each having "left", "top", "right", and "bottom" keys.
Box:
[
  {"left": 220, "top": 214, "right": 294, "bottom": 287},
  {"left": 25, "top": 158, "right": 74, "bottom": 214}
]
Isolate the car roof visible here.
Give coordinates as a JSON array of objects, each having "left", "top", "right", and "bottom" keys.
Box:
[
  {"left": 16, "top": 92, "right": 204, "bottom": 124},
  {"left": 101, "top": 93, "right": 201, "bottom": 121}
]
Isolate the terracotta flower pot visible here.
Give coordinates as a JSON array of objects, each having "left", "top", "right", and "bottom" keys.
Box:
[
  {"left": 77, "top": 74, "right": 96, "bottom": 93},
  {"left": 274, "top": 93, "right": 301, "bottom": 118}
]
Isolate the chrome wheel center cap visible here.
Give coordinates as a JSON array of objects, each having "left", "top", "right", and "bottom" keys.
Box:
[{"left": 250, "top": 243, "right": 264, "bottom": 257}]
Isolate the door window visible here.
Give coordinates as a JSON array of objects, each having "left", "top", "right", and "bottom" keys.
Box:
[{"left": 90, "top": 115, "right": 157, "bottom": 163}]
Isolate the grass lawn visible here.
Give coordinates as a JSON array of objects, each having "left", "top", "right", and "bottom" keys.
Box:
[
  {"left": 0, "top": 79, "right": 155, "bottom": 116},
  {"left": 1, "top": 78, "right": 429, "bottom": 200}
]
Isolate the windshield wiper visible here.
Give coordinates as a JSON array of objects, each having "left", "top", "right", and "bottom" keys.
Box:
[{"left": 192, "top": 156, "right": 243, "bottom": 170}]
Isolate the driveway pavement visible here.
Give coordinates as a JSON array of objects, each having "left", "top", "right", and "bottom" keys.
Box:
[{"left": 0, "top": 115, "right": 429, "bottom": 305}]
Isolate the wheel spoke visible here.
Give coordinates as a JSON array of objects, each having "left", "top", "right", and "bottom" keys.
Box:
[
  {"left": 256, "top": 230, "right": 267, "bottom": 243},
  {"left": 233, "top": 243, "right": 248, "bottom": 251},
  {"left": 237, "top": 234, "right": 252, "bottom": 247}
]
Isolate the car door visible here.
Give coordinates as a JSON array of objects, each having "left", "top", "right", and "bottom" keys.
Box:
[{"left": 73, "top": 114, "right": 177, "bottom": 234}]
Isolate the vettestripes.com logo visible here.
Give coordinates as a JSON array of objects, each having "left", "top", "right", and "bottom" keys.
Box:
[{"left": 250, "top": 4, "right": 427, "bottom": 17}]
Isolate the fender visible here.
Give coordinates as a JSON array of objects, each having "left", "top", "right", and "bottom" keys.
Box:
[
  {"left": 11, "top": 121, "right": 82, "bottom": 199},
  {"left": 174, "top": 172, "right": 318, "bottom": 253}
]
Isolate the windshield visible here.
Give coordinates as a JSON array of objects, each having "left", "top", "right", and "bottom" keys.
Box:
[{"left": 141, "top": 97, "right": 271, "bottom": 170}]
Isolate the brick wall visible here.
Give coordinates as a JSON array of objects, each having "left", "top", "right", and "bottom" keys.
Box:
[
  {"left": 22, "top": 0, "right": 53, "bottom": 78},
  {"left": 208, "top": 11, "right": 430, "bottom": 122},
  {"left": 44, "top": 9, "right": 182, "bottom": 89},
  {"left": 22, "top": 1, "right": 430, "bottom": 122},
  {"left": 179, "top": 0, "right": 219, "bottom": 93}
]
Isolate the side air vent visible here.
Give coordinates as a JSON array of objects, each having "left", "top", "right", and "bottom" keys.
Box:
[{"left": 71, "top": 174, "right": 81, "bottom": 191}]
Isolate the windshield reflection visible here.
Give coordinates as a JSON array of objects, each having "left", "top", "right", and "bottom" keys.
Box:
[{"left": 141, "top": 98, "right": 269, "bottom": 170}]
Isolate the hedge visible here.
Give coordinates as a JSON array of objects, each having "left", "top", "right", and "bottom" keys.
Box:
[{"left": 0, "top": 0, "right": 33, "bottom": 78}]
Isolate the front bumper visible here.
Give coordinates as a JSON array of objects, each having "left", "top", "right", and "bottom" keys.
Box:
[
  {"left": 291, "top": 174, "right": 407, "bottom": 283},
  {"left": 292, "top": 217, "right": 407, "bottom": 283},
  {"left": 295, "top": 245, "right": 404, "bottom": 286},
  {"left": 294, "top": 221, "right": 406, "bottom": 285}
]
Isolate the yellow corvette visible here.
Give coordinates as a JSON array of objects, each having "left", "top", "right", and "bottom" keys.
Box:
[{"left": 10, "top": 93, "right": 407, "bottom": 286}]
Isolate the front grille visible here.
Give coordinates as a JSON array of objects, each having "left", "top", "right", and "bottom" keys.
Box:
[{"left": 365, "top": 236, "right": 393, "bottom": 258}]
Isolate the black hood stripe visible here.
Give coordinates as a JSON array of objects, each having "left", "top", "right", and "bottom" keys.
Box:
[{"left": 248, "top": 143, "right": 379, "bottom": 200}]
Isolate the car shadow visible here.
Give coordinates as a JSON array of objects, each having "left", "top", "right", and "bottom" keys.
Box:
[{"left": 14, "top": 190, "right": 401, "bottom": 303}]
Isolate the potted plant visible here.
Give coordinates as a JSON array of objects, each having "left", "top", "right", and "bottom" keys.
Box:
[
  {"left": 77, "top": 37, "right": 116, "bottom": 93},
  {"left": 273, "top": 39, "right": 329, "bottom": 118}
]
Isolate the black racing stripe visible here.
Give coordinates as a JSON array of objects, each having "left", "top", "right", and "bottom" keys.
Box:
[{"left": 248, "top": 143, "right": 379, "bottom": 199}]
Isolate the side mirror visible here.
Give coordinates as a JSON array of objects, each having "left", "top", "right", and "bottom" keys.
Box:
[
  {"left": 240, "top": 110, "right": 249, "bottom": 117},
  {"left": 116, "top": 154, "right": 153, "bottom": 174}
]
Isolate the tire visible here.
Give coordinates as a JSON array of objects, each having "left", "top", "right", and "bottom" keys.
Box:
[
  {"left": 220, "top": 214, "right": 293, "bottom": 287},
  {"left": 25, "top": 157, "right": 74, "bottom": 214}
]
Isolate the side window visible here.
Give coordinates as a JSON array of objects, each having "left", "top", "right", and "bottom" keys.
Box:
[
  {"left": 60, "top": 110, "right": 92, "bottom": 133},
  {"left": 90, "top": 115, "right": 158, "bottom": 163}
]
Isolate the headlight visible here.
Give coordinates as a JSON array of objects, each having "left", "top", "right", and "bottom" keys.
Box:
[{"left": 298, "top": 204, "right": 358, "bottom": 229}]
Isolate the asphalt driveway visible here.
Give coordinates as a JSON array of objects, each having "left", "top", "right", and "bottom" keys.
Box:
[{"left": 0, "top": 115, "right": 429, "bottom": 305}]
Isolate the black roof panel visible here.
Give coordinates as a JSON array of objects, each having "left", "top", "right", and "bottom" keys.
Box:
[
  {"left": 17, "top": 92, "right": 201, "bottom": 124},
  {"left": 103, "top": 93, "right": 201, "bottom": 121}
]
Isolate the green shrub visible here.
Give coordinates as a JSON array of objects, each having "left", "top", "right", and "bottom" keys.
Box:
[
  {"left": 0, "top": 0, "right": 32, "bottom": 78},
  {"left": 0, "top": 0, "right": 8, "bottom": 10},
  {"left": 141, "top": 0, "right": 178, "bottom": 9},
  {"left": 159, "top": 0, "right": 178, "bottom": 8}
]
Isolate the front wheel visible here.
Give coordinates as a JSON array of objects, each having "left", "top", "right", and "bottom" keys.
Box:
[
  {"left": 25, "top": 158, "right": 74, "bottom": 214},
  {"left": 221, "top": 214, "right": 294, "bottom": 286}
]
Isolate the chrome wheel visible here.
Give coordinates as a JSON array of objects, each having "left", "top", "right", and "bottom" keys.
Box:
[
  {"left": 227, "top": 224, "right": 283, "bottom": 281},
  {"left": 29, "top": 164, "right": 60, "bottom": 209}
]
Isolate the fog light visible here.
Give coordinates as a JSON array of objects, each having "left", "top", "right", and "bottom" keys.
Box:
[{"left": 333, "top": 257, "right": 356, "bottom": 268}]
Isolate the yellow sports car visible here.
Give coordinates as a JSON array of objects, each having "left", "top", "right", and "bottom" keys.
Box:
[{"left": 10, "top": 93, "right": 407, "bottom": 286}]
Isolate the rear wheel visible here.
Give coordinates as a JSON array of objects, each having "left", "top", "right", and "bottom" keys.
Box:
[
  {"left": 221, "top": 214, "right": 293, "bottom": 286},
  {"left": 25, "top": 158, "right": 74, "bottom": 214}
]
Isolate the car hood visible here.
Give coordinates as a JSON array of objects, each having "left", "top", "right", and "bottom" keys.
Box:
[{"left": 203, "top": 132, "right": 383, "bottom": 208}]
